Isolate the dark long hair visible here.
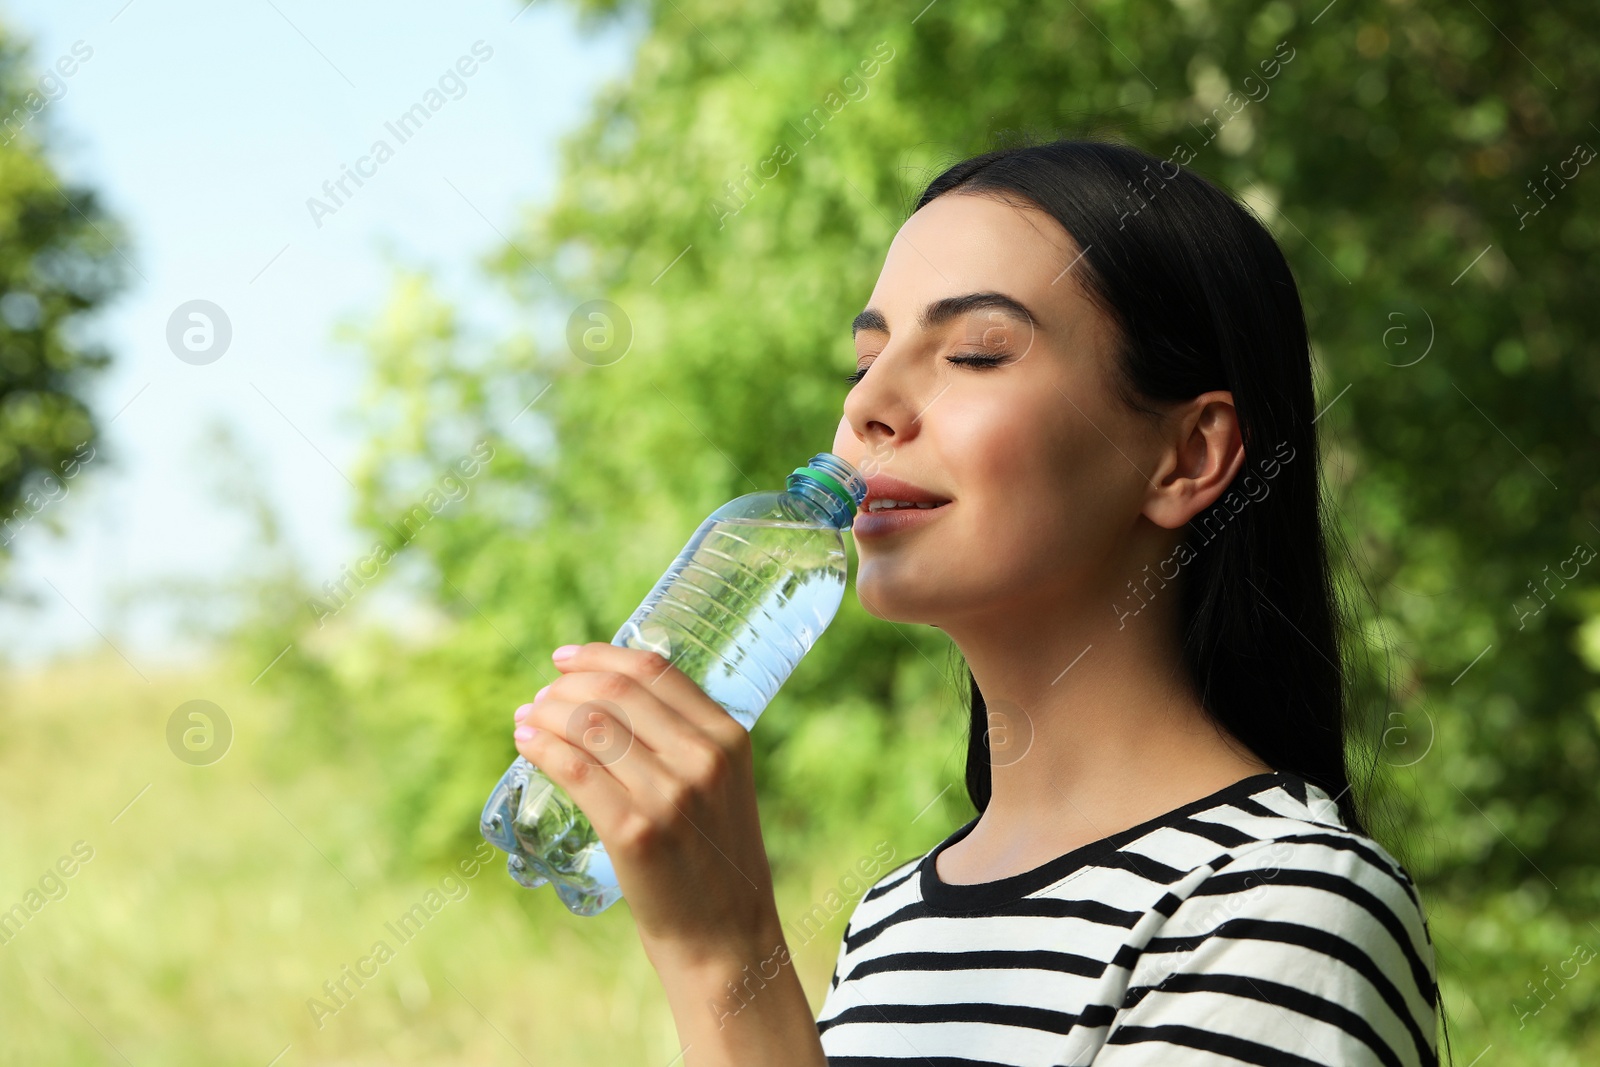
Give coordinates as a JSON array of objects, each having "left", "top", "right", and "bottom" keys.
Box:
[{"left": 918, "top": 139, "right": 1373, "bottom": 837}]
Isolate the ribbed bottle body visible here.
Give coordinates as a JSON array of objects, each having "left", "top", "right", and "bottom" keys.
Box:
[{"left": 480, "top": 455, "right": 863, "bottom": 916}]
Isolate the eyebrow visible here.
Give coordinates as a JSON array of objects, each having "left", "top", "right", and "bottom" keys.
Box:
[{"left": 850, "top": 291, "right": 1041, "bottom": 337}]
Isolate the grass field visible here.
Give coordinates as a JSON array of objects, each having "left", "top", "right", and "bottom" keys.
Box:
[{"left": 0, "top": 653, "right": 864, "bottom": 1066}]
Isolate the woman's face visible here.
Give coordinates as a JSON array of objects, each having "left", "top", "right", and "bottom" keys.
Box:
[{"left": 832, "top": 191, "right": 1165, "bottom": 629}]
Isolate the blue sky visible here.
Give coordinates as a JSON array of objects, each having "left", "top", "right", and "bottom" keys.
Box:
[{"left": 0, "top": 0, "right": 635, "bottom": 665}]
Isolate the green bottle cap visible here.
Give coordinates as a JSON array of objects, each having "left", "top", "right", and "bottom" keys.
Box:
[{"left": 790, "top": 465, "right": 857, "bottom": 517}]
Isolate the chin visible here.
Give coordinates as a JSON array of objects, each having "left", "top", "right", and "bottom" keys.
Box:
[{"left": 853, "top": 575, "right": 945, "bottom": 627}]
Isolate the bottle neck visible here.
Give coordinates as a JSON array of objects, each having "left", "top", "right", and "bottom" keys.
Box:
[
  {"left": 786, "top": 477, "right": 853, "bottom": 529},
  {"left": 785, "top": 453, "right": 865, "bottom": 529}
]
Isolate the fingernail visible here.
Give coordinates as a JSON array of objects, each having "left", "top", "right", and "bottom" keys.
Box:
[
  {"left": 514, "top": 703, "right": 534, "bottom": 723},
  {"left": 533, "top": 685, "right": 551, "bottom": 703},
  {"left": 552, "top": 644, "right": 580, "bottom": 663},
  {"left": 514, "top": 725, "right": 536, "bottom": 741}
]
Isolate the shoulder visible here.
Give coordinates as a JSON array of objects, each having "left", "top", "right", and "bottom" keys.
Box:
[
  {"left": 1156, "top": 774, "right": 1436, "bottom": 1008},
  {"left": 1192, "top": 776, "right": 1432, "bottom": 950},
  {"left": 1159, "top": 826, "right": 1437, "bottom": 1001},
  {"left": 1175, "top": 775, "right": 1428, "bottom": 919},
  {"left": 1108, "top": 780, "right": 1439, "bottom": 1065}
]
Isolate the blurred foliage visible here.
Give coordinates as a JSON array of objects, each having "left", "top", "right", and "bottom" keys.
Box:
[
  {"left": 239, "top": 0, "right": 1599, "bottom": 1060},
  {"left": 0, "top": 28, "right": 126, "bottom": 558}
]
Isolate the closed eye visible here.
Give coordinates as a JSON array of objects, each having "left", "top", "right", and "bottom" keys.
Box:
[
  {"left": 844, "top": 352, "right": 1009, "bottom": 385},
  {"left": 946, "top": 353, "right": 1007, "bottom": 369}
]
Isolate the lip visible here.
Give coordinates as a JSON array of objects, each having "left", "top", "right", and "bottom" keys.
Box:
[{"left": 853, "top": 473, "right": 952, "bottom": 539}]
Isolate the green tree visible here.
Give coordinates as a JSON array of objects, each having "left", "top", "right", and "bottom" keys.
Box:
[
  {"left": 0, "top": 27, "right": 127, "bottom": 554},
  {"left": 264, "top": 1, "right": 1598, "bottom": 1058}
]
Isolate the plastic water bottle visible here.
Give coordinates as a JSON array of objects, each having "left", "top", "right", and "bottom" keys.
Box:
[{"left": 479, "top": 452, "right": 867, "bottom": 916}]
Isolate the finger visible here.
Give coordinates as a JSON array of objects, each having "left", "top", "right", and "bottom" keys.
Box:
[
  {"left": 533, "top": 667, "right": 712, "bottom": 767},
  {"left": 517, "top": 698, "right": 701, "bottom": 827},
  {"left": 549, "top": 642, "right": 741, "bottom": 735},
  {"left": 513, "top": 720, "right": 633, "bottom": 838},
  {"left": 520, "top": 681, "right": 716, "bottom": 801}
]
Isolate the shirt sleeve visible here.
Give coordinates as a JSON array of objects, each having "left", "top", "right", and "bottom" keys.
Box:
[{"left": 1091, "top": 834, "right": 1439, "bottom": 1067}]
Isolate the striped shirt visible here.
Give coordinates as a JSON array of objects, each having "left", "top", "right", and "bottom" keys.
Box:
[{"left": 815, "top": 771, "right": 1438, "bottom": 1066}]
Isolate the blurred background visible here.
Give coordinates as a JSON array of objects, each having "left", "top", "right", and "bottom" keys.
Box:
[{"left": 0, "top": 0, "right": 1594, "bottom": 1062}]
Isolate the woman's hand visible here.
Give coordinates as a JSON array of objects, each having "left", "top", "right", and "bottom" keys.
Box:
[
  {"left": 513, "top": 642, "right": 830, "bottom": 1067},
  {"left": 512, "top": 642, "right": 782, "bottom": 971}
]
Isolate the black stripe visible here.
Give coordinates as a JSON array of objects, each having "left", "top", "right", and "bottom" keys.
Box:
[
  {"left": 847, "top": 897, "right": 1143, "bottom": 952},
  {"left": 846, "top": 901, "right": 924, "bottom": 952},
  {"left": 1271, "top": 832, "right": 1424, "bottom": 914},
  {"left": 846, "top": 948, "right": 1107, "bottom": 982},
  {"left": 1228, "top": 797, "right": 1281, "bottom": 819},
  {"left": 1107, "top": 1022, "right": 1328, "bottom": 1067},
  {"left": 1143, "top": 916, "right": 1434, "bottom": 1064},
  {"left": 817, "top": 999, "right": 1116, "bottom": 1037},
  {"left": 1194, "top": 866, "right": 1436, "bottom": 1008},
  {"left": 1122, "top": 972, "right": 1407, "bottom": 1067},
  {"left": 1282, "top": 776, "right": 1308, "bottom": 806},
  {"left": 1151, "top": 891, "right": 1182, "bottom": 918},
  {"left": 1091, "top": 850, "right": 1187, "bottom": 884},
  {"left": 1174, "top": 816, "right": 1259, "bottom": 848},
  {"left": 863, "top": 863, "right": 919, "bottom": 903}
]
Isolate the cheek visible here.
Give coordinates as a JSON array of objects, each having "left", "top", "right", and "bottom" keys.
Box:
[
  {"left": 940, "top": 398, "right": 1061, "bottom": 537},
  {"left": 940, "top": 394, "right": 1124, "bottom": 567},
  {"left": 938, "top": 392, "right": 1083, "bottom": 508}
]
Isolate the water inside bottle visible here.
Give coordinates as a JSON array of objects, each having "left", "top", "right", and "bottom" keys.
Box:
[
  {"left": 480, "top": 510, "right": 848, "bottom": 915},
  {"left": 626, "top": 515, "right": 847, "bottom": 729}
]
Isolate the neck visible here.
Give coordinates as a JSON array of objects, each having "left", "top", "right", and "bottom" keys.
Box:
[{"left": 939, "top": 556, "right": 1271, "bottom": 866}]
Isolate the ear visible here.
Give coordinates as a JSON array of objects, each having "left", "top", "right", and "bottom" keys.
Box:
[{"left": 1142, "top": 390, "right": 1246, "bottom": 529}]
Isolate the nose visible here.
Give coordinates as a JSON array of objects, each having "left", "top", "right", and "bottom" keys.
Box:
[{"left": 841, "top": 345, "right": 926, "bottom": 455}]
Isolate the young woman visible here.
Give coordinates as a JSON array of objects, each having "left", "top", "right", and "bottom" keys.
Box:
[{"left": 511, "top": 139, "right": 1442, "bottom": 1066}]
